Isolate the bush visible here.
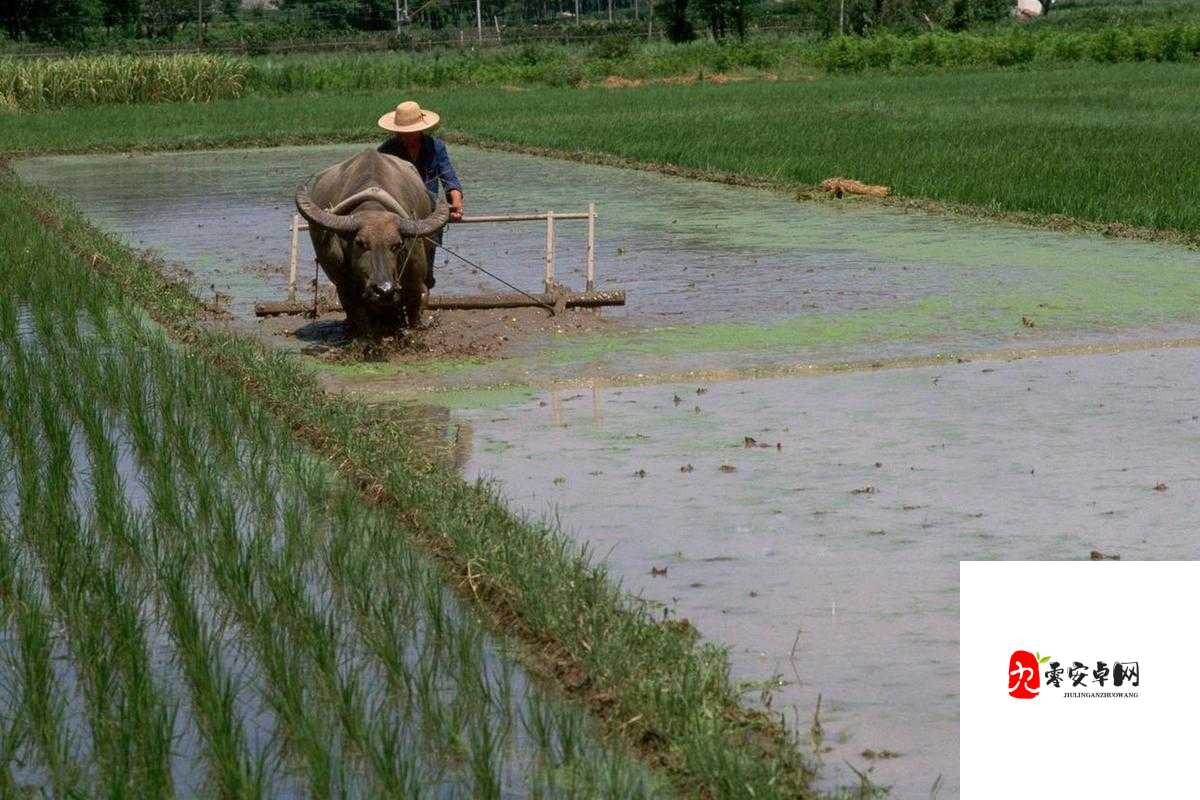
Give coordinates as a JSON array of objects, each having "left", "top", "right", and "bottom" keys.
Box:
[
  {"left": 992, "top": 31, "right": 1036, "bottom": 66},
  {"left": 1089, "top": 28, "right": 1132, "bottom": 63},
  {"left": 1049, "top": 32, "right": 1086, "bottom": 62},
  {"left": 820, "top": 36, "right": 868, "bottom": 71},
  {"left": 239, "top": 26, "right": 275, "bottom": 56},
  {"left": 728, "top": 39, "right": 778, "bottom": 70},
  {"left": 1128, "top": 28, "right": 1155, "bottom": 61},
  {"left": 861, "top": 31, "right": 899, "bottom": 69},
  {"left": 591, "top": 34, "right": 635, "bottom": 61},
  {"left": 1156, "top": 26, "right": 1187, "bottom": 62},
  {"left": 905, "top": 33, "right": 946, "bottom": 66},
  {"left": 940, "top": 32, "right": 989, "bottom": 65},
  {"left": 517, "top": 43, "right": 552, "bottom": 66}
]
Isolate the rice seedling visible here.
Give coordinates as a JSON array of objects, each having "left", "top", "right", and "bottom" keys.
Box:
[
  {"left": 5, "top": 355, "right": 153, "bottom": 794},
  {"left": 0, "top": 712, "right": 22, "bottom": 797},
  {"left": 8, "top": 572, "right": 80, "bottom": 794},
  {"left": 522, "top": 692, "right": 555, "bottom": 757},
  {"left": 363, "top": 709, "right": 422, "bottom": 797},
  {"left": 468, "top": 715, "right": 502, "bottom": 800},
  {"left": 0, "top": 515, "right": 32, "bottom": 789},
  {"left": 551, "top": 702, "right": 584, "bottom": 769},
  {"left": 9, "top": 316, "right": 657, "bottom": 796},
  {"left": 0, "top": 451, "right": 81, "bottom": 793}
]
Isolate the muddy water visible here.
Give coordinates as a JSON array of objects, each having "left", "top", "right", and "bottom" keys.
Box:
[
  {"left": 15, "top": 145, "right": 1200, "bottom": 367},
  {"left": 458, "top": 345, "right": 1200, "bottom": 797}
]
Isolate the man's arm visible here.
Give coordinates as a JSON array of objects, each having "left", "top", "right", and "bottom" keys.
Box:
[
  {"left": 434, "top": 139, "right": 464, "bottom": 221},
  {"left": 447, "top": 188, "right": 464, "bottom": 222}
]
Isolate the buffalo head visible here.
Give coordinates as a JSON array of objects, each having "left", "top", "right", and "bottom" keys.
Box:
[{"left": 295, "top": 185, "right": 449, "bottom": 310}]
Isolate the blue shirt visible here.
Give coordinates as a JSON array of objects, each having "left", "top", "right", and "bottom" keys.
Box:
[{"left": 378, "top": 134, "right": 463, "bottom": 200}]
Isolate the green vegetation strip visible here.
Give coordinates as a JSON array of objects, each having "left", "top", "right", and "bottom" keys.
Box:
[
  {"left": 5, "top": 22, "right": 1200, "bottom": 111},
  {"left": 2, "top": 175, "right": 825, "bottom": 795},
  {"left": 815, "top": 23, "right": 1200, "bottom": 71}
]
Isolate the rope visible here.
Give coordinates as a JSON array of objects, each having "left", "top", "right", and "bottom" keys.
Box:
[
  {"left": 397, "top": 237, "right": 419, "bottom": 285},
  {"left": 420, "top": 235, "right": 555, "bottom": 313},
  {"left": 312, "top": 255, "right": 319, "bottom": 318}
]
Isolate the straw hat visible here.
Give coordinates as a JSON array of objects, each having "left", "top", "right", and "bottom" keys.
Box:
[{"left": 377, "top": 101, "right": 440, "bottom": 133}]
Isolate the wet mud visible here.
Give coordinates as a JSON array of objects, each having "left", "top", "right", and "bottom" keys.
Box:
[{"left": 259, "top": 305, "right": 614, "bottom": 366}]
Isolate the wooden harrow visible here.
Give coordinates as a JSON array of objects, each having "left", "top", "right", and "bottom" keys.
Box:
[{"left": 254, "top": 203, "right": 625, "bottom": 318}]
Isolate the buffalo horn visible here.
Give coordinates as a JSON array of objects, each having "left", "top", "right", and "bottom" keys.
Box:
[
  {"left": 295, "top": 185, "right": 361, "bottom": 235},
  {"left": 397, "top": 197, "right": 451, "bottom": 237},
  {"left": 332, "top": 186, "right": 450, "bottom": 237}
]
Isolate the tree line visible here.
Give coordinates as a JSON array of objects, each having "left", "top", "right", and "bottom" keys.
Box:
[
  {"left": 2, "top": 0, "right": 1015, "bottom": 45},
  {"left": 3, "top": 0, "right": 241, "bottom": 43}
]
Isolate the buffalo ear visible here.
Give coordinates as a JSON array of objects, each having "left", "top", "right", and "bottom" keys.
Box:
[{"left": 324, "top": 234, "right": 347, "bottom": 262}]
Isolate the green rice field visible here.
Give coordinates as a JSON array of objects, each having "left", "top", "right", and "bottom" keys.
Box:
[{"left": 4, "top": 62, "right": 1199, "bottom": 239}]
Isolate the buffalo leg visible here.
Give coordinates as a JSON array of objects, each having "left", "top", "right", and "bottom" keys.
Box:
[
  {"left": 404, "top": 284, "right": 427, "bottom": 329},
  {"left": 423, "top": 230, "right": 441, "bottom": 290},
  {"left": 334, "top": 283, "right": 372, "bottom": 337}
]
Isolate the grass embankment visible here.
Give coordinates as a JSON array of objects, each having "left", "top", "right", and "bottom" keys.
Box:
[
  {"left": 247, "top": 23, "right": 1200, "bottom": 85},
  {"left": 5, "top": 62, "right": 1199, "bottom": 238},
  {"left": 1, "top": 174, "right": 827, "bottom": 795},
  {"left": 6, "top": 22, "right": 1200, "bottom": 111}
]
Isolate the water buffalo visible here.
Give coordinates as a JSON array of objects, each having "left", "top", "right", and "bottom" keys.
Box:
[{"left": 295, "top": 149, "right": 449, "bottom": 334}]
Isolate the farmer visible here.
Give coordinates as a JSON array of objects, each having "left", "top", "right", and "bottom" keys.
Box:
[{"left": 377, "top": 100, "right": 464, "bottom": 289}]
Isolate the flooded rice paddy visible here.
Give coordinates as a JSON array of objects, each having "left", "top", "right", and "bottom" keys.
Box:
[
  {"left": 15, "top": 144, "right": 1200, "bottom": 797},
  {"left": 16, "top": 144, "right": 1200, "bottom": 382},
  {"left": 456, "top": 345, "right": 1200, "bottom": 796},
  {"left": 0, "top": 296, "right": 665, "bottom": 798}
]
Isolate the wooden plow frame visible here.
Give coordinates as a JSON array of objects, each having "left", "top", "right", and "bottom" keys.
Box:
[{"left": 254, "top": 203, "right": 626, "bottom": 317}]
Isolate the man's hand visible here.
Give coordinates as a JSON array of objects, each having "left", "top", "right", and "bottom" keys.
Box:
[{"left": 448, "top": 189, "right": 464, "bottom": 222}]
